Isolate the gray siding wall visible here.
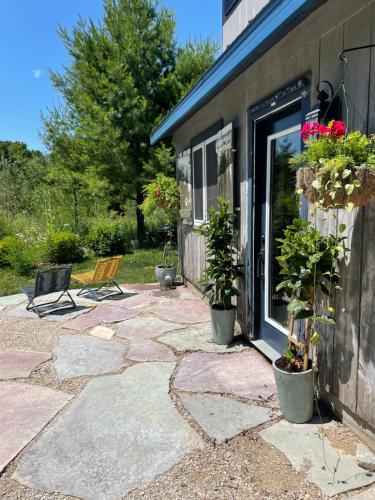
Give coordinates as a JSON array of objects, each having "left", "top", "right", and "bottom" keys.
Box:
[{"left": 174, "top": 0, "right": 375, "bottom": 439}]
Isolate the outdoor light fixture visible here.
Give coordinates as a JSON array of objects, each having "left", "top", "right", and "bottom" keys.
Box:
[{"left": 305, "top": 80, "right": 340, "bottom": 125}]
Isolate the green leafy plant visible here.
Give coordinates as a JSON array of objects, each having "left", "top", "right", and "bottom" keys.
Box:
[
  {"left": 86, "top": 220, "right": 128, "bottom": 257},
  {"left": 0, "top": 236, "right": 25, "bottom": 267},
  {"left": 195, "top": 198, "right": 242, "bottom": 309},
  {"left": 140, "top": 174, "right": 180, "bottom": 267},
  {"left": 46, "top": 231, "right": 83, "bottom": 264},
  {"left": 276, "top": 218, "right": 347, "bottom": 372}
]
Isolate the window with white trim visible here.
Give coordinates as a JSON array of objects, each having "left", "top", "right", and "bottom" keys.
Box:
[{"left": 192, "top": 135, "right": 218, "bottom": 224}]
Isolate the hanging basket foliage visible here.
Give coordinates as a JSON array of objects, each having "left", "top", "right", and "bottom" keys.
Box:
[{"left": 291, "top": 121, "right": 375, "bottom": 210}]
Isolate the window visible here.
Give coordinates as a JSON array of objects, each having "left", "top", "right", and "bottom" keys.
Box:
[{"left": 192, "top": 136, "right": 218, "bottom": 224}]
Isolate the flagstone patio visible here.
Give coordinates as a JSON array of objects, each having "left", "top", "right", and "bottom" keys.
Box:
[{"left": 0, "top": 284, "right": 374, "bottom": 499}]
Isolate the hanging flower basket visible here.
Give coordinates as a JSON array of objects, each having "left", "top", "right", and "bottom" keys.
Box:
[
  {"left": 290, "top": 120, "right": 375, "bottom": 209},
  {"left": 296, "top": 165, "right": 375, "bottom": 208}
]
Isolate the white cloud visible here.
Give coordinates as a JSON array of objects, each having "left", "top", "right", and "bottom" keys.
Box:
[{"left": 33, "top": 68, "right": 42, "bottom": 79}]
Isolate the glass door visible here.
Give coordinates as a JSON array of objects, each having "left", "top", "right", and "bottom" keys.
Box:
[{"left": 254, "top": 107, "right": 302, "bottom": 353}]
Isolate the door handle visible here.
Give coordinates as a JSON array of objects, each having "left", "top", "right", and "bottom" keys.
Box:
[{"left": 256, "top": 249, "right": 265, "bottom": 279}]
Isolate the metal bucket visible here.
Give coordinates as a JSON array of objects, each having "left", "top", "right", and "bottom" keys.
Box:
[
  {"left": 155, "top": 265, "right": 176, "bottom": 288},
  {"left": 210, "top": 306, "right": 236, "bottom": 345},
  {"left": 273, "top": 360, "right": 314, "bottom": 423}
]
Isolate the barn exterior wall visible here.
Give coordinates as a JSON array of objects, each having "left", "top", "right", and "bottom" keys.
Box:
[{"left": 173, "top": 0, "right": 375, "bottom": 447}]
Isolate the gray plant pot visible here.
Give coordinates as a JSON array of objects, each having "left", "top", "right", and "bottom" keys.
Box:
[
  {"left": 155, "top": 265, "right": 176, "bottom": 286},
  {"left": 210, "top": 306, "right": 236, "bottom": 345},
  {"left": 273, "top": 359, "right": 314, "bottom": 424}
]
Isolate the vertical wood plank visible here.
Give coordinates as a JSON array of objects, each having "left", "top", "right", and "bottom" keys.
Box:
[
  {"left": 316, "top": 23, "right": 344, "bottom": 394},
  {"left": 356, "top": 2, "right": 375, "bottom": 428},
  {"left": 331, "top": 4, "right": 372, "bottom": 411}
]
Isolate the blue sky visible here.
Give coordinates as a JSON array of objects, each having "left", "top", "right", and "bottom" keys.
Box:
[{"left": 0, "top": 0, "right": 221, "bottom": 152}]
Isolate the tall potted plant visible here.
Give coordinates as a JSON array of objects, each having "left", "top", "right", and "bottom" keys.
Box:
[
  {"left": 274, "top": 218, "right": 347, "bottom": 423},
  {"left": 196, "top": 198, "right": 242, "bottom": 345},
  {"left": 140, "top": 173, "right": 180, "bottom": 287}
]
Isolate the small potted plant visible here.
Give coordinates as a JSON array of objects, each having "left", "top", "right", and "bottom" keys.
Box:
[
  {"left": 274, "top": 218, "right": 347, "bottom": 423},
  {"left": 196, "top": 198, "right": 242, "bottom": 345},
  {"left": 140, "top": 173, "right": 180, "bottom": 287},
  {"left": 292, "top": 120, "right": 375, "bottom": 210}
]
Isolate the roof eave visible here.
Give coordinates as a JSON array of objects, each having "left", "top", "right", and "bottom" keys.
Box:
[{"left": 150, "top": 0, "right": 326, "bottom": 145}]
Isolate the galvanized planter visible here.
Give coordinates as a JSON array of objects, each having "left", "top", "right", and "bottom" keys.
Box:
[
  {"left": 155, "top": 265, "right": 176, "bottom": 288},
  {"left": 210, "top": 306, "right": 236, "bottom": 345},
  {"left": 273, "top": 360, "right": 314, "bottom": 424}
]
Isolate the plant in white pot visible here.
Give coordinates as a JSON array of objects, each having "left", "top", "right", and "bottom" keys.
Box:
[
  {"left": 196, "top": 198, "right": 242, "bottom": 345},
  {"left": 140, "top": 173, "right": 180, "bottom": 288},
  {"left": 274, "top": 218, "right": 347, "bottom": 423}
]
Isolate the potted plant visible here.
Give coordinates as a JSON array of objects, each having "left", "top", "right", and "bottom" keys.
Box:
[
  {"left": 140, "top": 173, "right": 180, "bottom": 287},
  {"left": 196, "top": 198, "right": 242, "bottom": 345},
  {"left": 274, "top": 218, "right": 347, "bottom": 423},
  {"left": 292, "top": 120, "right": 375, "bottom": 210}
]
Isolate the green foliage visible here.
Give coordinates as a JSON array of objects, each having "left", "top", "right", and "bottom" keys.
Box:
[
  {"left": 7, "top": 245, "right": 37, "bottom": 276},
  {"left": 290, "top": 131, "right": 375, "bottom": 171},
  {"left": 276, "top": 218, "right": 348, "bottom": 370},
  {"left": 42, "top": 0, "right": 218, "bottom": 240},
  {"left": 86, "top": 220, "right": 128, "bottom": 256},
  {"left": 46, "top": 231, "right": 83, "bottom": 264},
  {"left": 195, "top": 198, "right": 242, "bottom": 309},
  {"left": 0, "top": 236, "right": 25, "bottom": 267},
  {"left": 140, "top": 174, "right": 180, "bottom": 224}
]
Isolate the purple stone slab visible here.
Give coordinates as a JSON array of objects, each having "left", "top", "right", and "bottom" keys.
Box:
[
  {"left": 113, "top": 293, "right": 162, "bottom": 310},
  {"left": 0, "top": 350, "right": 52, "bottom": 380},
  {"left": 174, "top": 351, "right": 277, "bottom": 400},
  {"left": 150, "top": 299, "right": 210, "bottom": 324},
  {"left": 125, "top": 283, "right": 160, "bottom": 292},
  {"left": 91, "top": 304, "right": 140, "bottom": 323},
  {"left": 63, "top": 312, "right": 101, "bottom": 331},
  {"left": 126, "top": 340, "right": 176, "bottom": 362},
  {"left": 0, "top": 381, "right": 72, "bottom": 472},
  {"left": 116, "top": 316, "right": 185, "bottom": 341},
  {"left": 147, "top": 288, "right": 197, "bottom": 300}
]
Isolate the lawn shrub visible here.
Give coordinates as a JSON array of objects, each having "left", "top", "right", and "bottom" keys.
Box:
[
  {"left": 0, "top": 236, "right": 25, "bottom": 267},
  {"left": 46, "top": 231, "right": 83, "bottom": 264},
  {"left": 86, "top": 219, "right": 128, "bottom": 256},
  {"left": 8, "top": 245, "right": 37, "bottom": 276}
]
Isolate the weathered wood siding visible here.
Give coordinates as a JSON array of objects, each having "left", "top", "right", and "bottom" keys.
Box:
[{"left": 174, "top": 0, "right": 375, "bottom": 438}]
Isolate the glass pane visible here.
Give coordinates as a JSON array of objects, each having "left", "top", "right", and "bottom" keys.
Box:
[
  {"left": 268, "top": 130, "right": 301, "bottom": 329},
  {"left": 206, "top": 141, "right": 218, "bottom": 211},
  {"left": 193, "top": 148, "right": 203, "bottom": 221}
]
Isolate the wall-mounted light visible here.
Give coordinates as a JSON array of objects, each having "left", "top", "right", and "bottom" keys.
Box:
[{"left": 305, "top": 81, "right": 340, "bottom": 125}]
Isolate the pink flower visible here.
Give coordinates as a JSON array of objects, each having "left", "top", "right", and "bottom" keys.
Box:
[
  {"left": 310, "top": 122, "right": 320, "bottom": 136},
  {"left": 301, "top": 123, "right": 311, "bottom": 142},
  {"left": 331, "top": 120, "right": 346, "bottom": 137},
  {"left": 318, "top": 125, "right": 331, "bottom": 136},
  {"left": 156, "top": 187, "right": 161, "bottom": 197}
]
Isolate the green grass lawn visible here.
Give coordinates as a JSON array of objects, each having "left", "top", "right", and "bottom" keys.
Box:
[{"left": 0, "top": 249, "right": 176, "bottom": 297}]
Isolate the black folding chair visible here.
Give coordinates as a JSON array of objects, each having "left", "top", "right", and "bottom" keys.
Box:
[{"left": 22, "top": 265, "right": 76, "bottom": 318}]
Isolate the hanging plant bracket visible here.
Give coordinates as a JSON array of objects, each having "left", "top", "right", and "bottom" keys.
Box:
[{"left": 339, "top": 43, "right": 375, "bottom": 62}]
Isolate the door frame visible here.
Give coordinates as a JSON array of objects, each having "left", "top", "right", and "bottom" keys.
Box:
[{"left": 246, "top": 74, "right": 310, "bottom": 348}]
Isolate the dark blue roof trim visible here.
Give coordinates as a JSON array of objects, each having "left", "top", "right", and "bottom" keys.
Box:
[{"left": 150, "top": 0, "right": 326, "bottom": 145}]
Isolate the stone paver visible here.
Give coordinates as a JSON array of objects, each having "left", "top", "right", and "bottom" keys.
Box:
[
  {"left": 357, "top": 443, "right": 375, "bottom": 472},
  {"left": 116, "top": 315, "right": 185, "bottom": 341},
  {"left": 180, "top": 393, "right": 273, "bottom": 443},
  {"left": 259, "top": 419, "right": 375, "bottom": 497},
  {"left": 159, "top": 323, "right": 249, "bottom": 353},
  {"left": 63, "top": 304, "right": 139, "bottom": 330},
  {"left": 146, "top": 287, "right": 197, "bottom": 300},
  {"left": 0, "top": 350, "right": 51, "bottom": 380},
  {"left": 126, "top": 340, "right": 176, "bottom": 362},
  {"left": 0, "top": 293, "right": 26, "bottom": 307},
  {"left": 114, "top": 292, "right": 163, "bottom": 310},
  {"left": 126, "top": 283, "right": 160, "bottom": 292},
  {"left": 89, "top": 325, "right": 115, "bottom": 340},
  {"left": 53, "top": 335, "right": 128, "bottom": 379},
  {"left": 150, "top": 299, "right": 210, "bottom": 324},
  {"left": 174, "top": 351, "right": 277, "bottom": 401},
  {"left": 13, "top": 363, "right": 204, "bottom": 499},
  {"left": 0, "top": 382, "right": 72, "bottom": 473}
]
